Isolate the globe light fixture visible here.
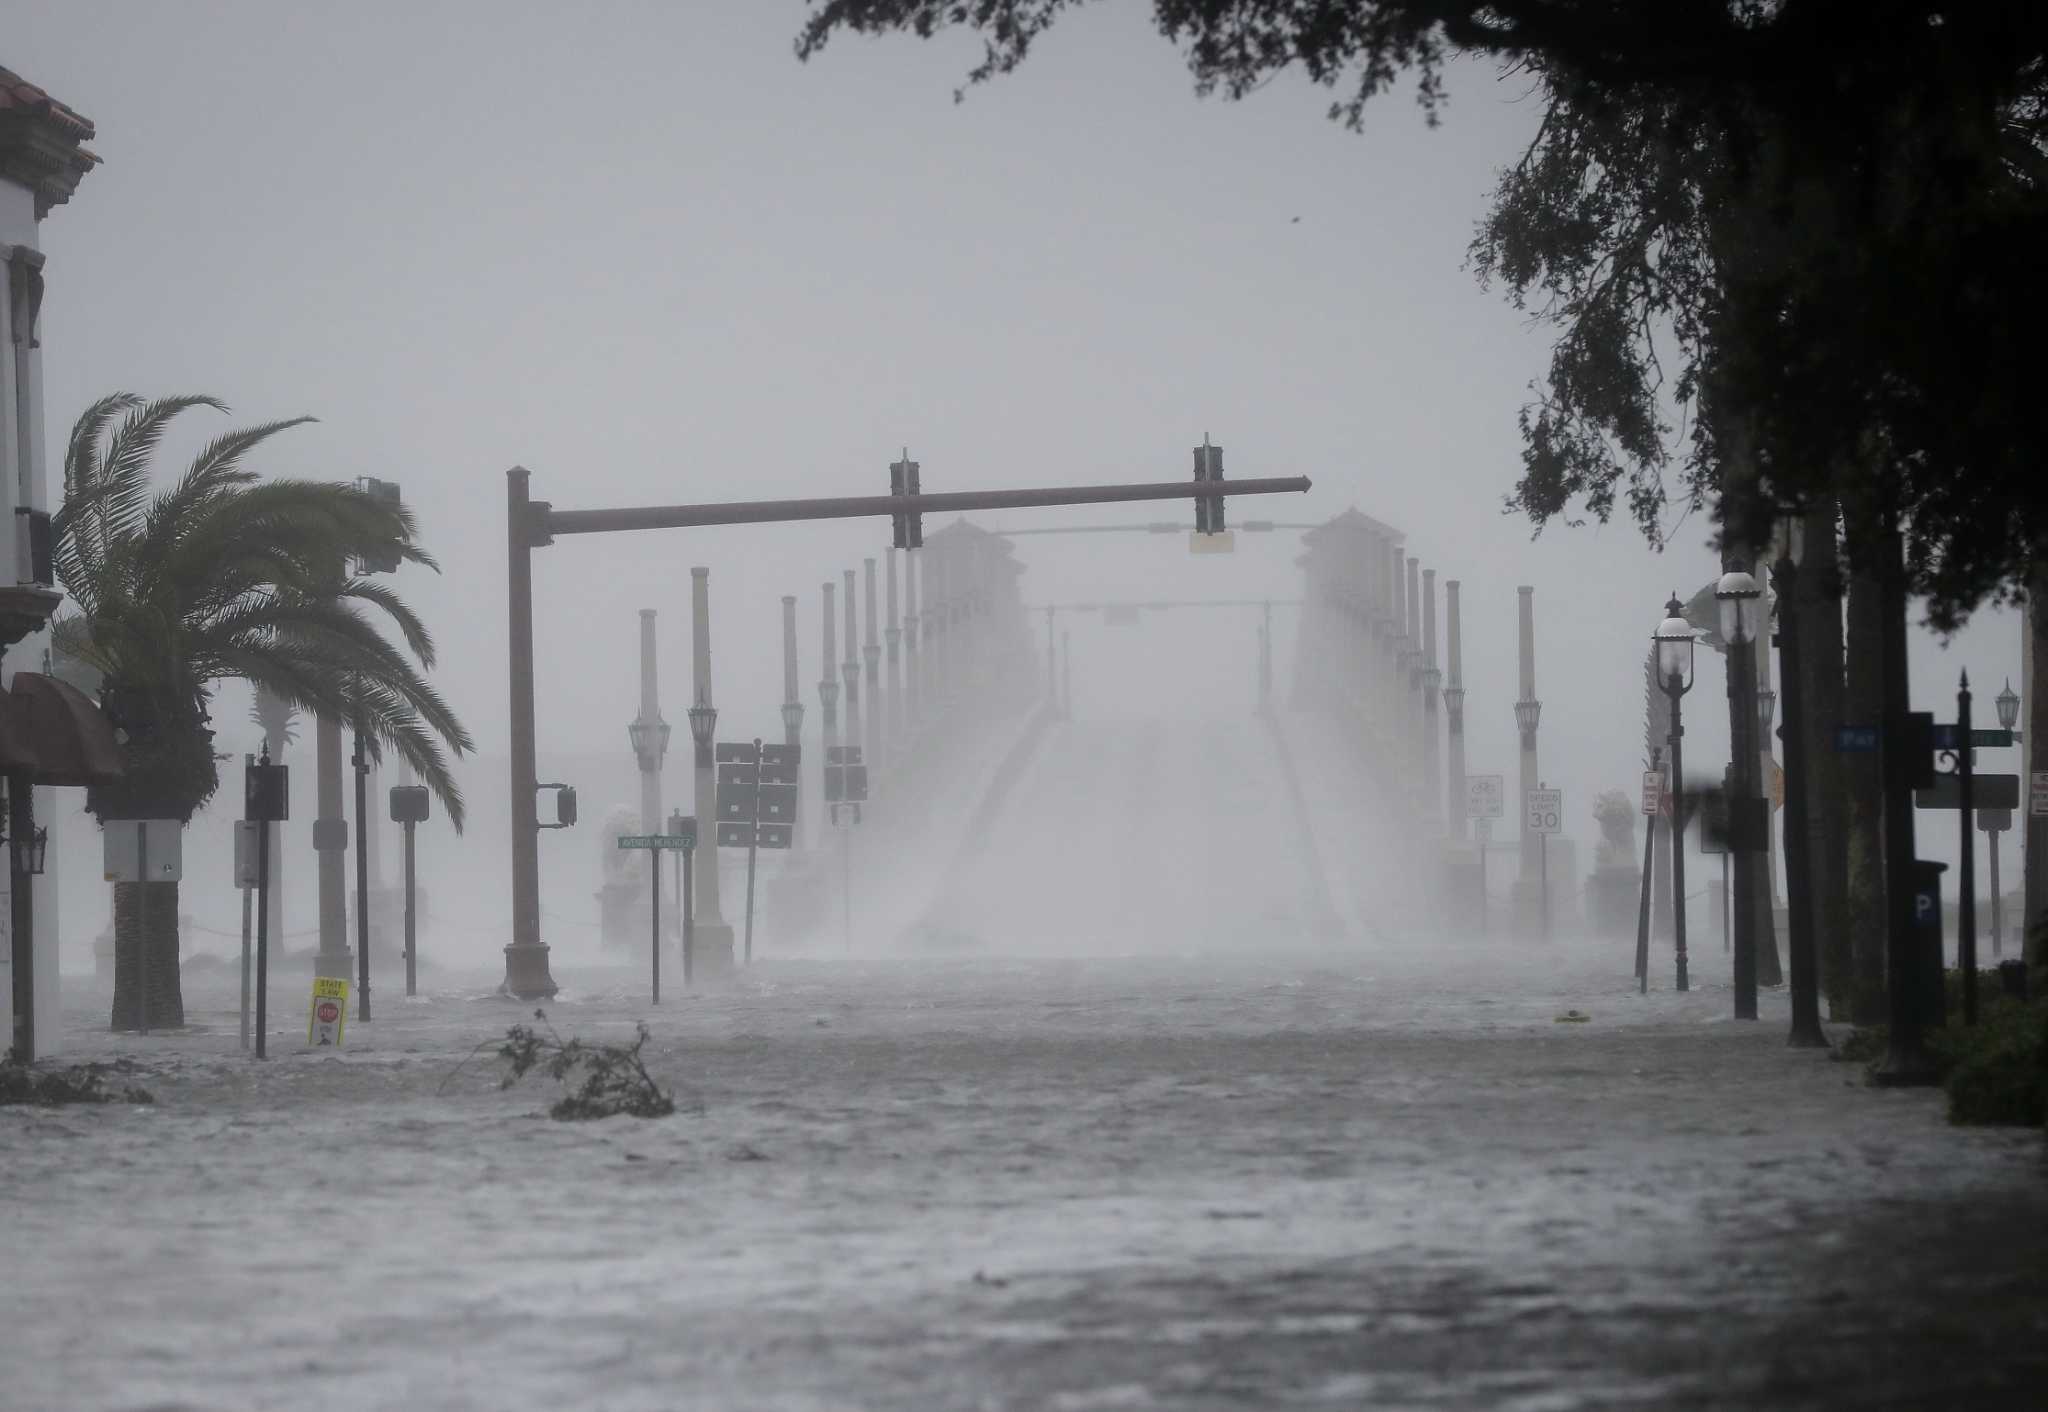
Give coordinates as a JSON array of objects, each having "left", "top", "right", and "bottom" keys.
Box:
[
  {"left": 1655, "top": 596, "right": 1696, "bottom": 688},
  {"left": 1715, "top": 569, "right": 1763, "bottom": 646},
  {"left": 1513, "top": 696, "right": 1542, "bottom": 737},
  {"left": 1757, "top": 686, "right": 1776, "bottom": 735}
]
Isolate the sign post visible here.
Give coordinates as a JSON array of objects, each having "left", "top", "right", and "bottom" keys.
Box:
[
  {"left": 1467, "top": 775, "right": 1505, "bottom": 937},
  {"left": 717, "top": 739, "right": 799, "bottom": 965},
  {"left": 244, "top": 748, "right": 288, "bottom": 1060},
  {"left": 617, "top": 825, "right": 696, "bottom": 1000},
  {"left": 1635, "top": 749, "right": 1662, "bottom": 992},
  {"left": 1527, "top": 783, "right": 1563, "bottom": 941},
  {"left": 826, "top": 745, "right": 868, "bottom": 950},
  {"left": 234, "top": 810, "right": 258, "bottom": 1050},
  {"left": 308, "top": 976, "right": 348, "bottom": 1046}
]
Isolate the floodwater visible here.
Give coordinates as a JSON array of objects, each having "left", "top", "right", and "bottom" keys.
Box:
[
  {"left": 5, "top": 940, "right": 2044, "bottom": 1411},
  {"left": 7, "top": 713, "right": 2045, "bottom": 1409}
]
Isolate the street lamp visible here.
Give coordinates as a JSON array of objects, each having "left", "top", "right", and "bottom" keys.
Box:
[
  {"left": 1996, "top": 678, "right": 2021, "bottom": 739},
  {"left": 686, "top": 701, "right": 717, "bottom": 769},
  {"left": 781, "top": 700, "right": 805, "bottom": 738},
  {"left": 6, "top": 824, "right": 48, "bottom": 877},
  {"left": 1715, "top": 568, "right": 1764, "bottom": 1020},
  {"left": 626, "top": 716, "right": 670, "bottom": 769},
  {"left": 1513, "top": 696, "right": 1541, "bottom": 742},
  {"left": 1756, "top": 687, "right": 1776, "bottom": 736},
  {"left": 1655, "top": 595, "right": 1696, "bottom": 991}
]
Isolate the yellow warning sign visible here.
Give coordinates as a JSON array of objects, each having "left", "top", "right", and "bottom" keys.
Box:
[{"left": 308, "top": 977, "right": 349, "bottom": 1046}]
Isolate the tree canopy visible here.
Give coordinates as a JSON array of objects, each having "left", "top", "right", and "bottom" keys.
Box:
[{"left": 797, "top": 1, "right": 2048, "bottom": 626}]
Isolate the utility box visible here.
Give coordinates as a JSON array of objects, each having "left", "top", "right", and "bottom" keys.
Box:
[
  {"left": 1909, "top": 858, "right": 1948, "bottom": 1029},
  {"left": 103, "top": 820, "right": 183, "bottom": 883}
]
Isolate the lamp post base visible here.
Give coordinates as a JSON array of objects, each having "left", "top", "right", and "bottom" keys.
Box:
[
  {"left": 500, "top": 942, "right": 559, "bottom": 1000},
  {"left": 689, "top": 921, "right": 736, "bottom": 980}
]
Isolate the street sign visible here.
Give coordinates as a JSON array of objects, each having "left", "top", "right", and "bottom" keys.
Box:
[
  {"left": 1930, "top": 724, "right": 2014, "bottom": 750},
  {"left": 616, "top": 832, "right": 695, "bottom": 850},
  {"left": 1834, "top": 725, "right": 1880, "bottom": 753},
  {"left": 2033, "top": 772, "right": 2048, "bottom": 817},
  {"left": 758, "top": 744, "right": 799, "bottom": 785},
  {"left": 1527, "top": 788, "right": 1563, "bottom": 835},
  {"left": 103, "top": 820, "right": 183, "bottom": 883},
  {"left": 1640, "top": 770, "right": 1664, "bottom": 816},
  {"left": 308, "top": 976, "right": 348, "bottom": 1046},
  {"left": 714, "top": 742, "right": 755, "bottom": 764},
  {"left": 825, "top": 762, "right": 869, "bottom": 803},
  {"left": 1466, "top": 774, "right": 1505, "bottom": 820},
  {"left": 233, "top": 820, "right": 260, "bottom": 889},
  {"left": 1978, "top": 807, "right": 2013, "bottom": 834},
  {"left": 1914, "top": 774, "right": 2019, "bottom": 811},
  {"left": 1189, "top": 531, "right": 1235, "bottom": 554}
]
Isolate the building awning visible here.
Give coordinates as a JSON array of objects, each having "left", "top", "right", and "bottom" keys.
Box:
[{"left": 0, "top": 672, "right": 123, "bottom": 786}]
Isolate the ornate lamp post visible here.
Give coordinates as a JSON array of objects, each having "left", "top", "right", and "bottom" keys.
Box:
[
  {"left": 1514, "top": 692, "right": 1542, "bottom": 919},
  {"left": 1987, "top": 677, "right": 2023, "bottom": 958},
  {"left": 1716, "top": 568, "right": 1766, "bottom": 1020},
  {"left": 1655, "top": 596, "right": 1697, "bottom": 991}
]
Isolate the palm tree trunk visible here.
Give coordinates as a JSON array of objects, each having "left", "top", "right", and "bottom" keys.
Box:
[
  {"left": 1799, "top": 499, "right": 1852, "bottom": 1018},
  {"left": 110, "top": 879, "right": 183, "bottom": 1031},
  {"left": 1843, "top": 520, "right": 1889, "bottom": 1024}
]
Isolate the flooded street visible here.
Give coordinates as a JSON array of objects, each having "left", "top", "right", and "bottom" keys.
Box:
[{"left": 6, "top": 941, "right": 2044, "bottom": 1410}]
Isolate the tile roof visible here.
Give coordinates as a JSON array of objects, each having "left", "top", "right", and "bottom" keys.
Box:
[{"left": 0, "top": 64, "right": 96, "bottom": 143}]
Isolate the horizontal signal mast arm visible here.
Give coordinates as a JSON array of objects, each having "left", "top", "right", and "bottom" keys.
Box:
[{"left": 536, "top": 476, "right": 1310, "bottom": 540}]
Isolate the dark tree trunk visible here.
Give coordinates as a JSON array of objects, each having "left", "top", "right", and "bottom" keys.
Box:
[
  {"left": 1842, "top": 520, "right": 1889, "bottom": 1024},
  {"left": 109, "top": 879, "right": 183, "bottom": 1032},
  {"left": 1799, "top": 500, "right": 1851, "bottom": 1018},
  {"left": 2026, "top": 570, "right": 2048, "bottom": 976}
]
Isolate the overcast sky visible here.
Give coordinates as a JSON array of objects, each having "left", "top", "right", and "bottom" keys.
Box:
[{"left": 5, "top": 2, "right": 2022, "bottom": 887}]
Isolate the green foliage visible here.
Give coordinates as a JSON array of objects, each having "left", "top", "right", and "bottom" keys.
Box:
[
  {"left": 53, "top": 393, "right": 472, "bottom": 825},
  {"left": 497, "top": 1010, "right": 677, "bottom": 1121},
  {"left": 1837, "top": 983, "right": 2047, "bottom": 1126},
  {"left": 1929, "top": 994, "right": 2048, "bottom": 1128},
  {"left": 0, "top": 1059, "right": 155, "bottom": 1107}
]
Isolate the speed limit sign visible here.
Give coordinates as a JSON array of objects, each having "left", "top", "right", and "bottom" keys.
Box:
[{"left": 1527, "top": 787, "right": 1563, "bottom": 835}]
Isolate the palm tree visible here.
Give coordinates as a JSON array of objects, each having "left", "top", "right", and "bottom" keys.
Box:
[{"left": 51, "top": 393, "right": 473, "bottom": 1030}]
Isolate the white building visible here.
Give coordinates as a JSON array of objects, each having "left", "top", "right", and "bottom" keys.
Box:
[{"left": 2, "top": 63, "right": 101, "bottom": 1059}]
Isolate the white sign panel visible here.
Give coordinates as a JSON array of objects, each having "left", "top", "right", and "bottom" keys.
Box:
[
  {"left": 1466, "top": 774, "right": 1506, "bottom": 820},
  {"left": 102, "top": 820, "right": 184, "bottom": 884},
  {"left": 2033, "top": 771, "right": 2048, "bottom": 818},
  {"left": 1527, "top": 788, "right": 1564, "bottom": 835},
  {"left": 233, "top": 821, "right": 260, "bottom": 889},
  {"left": 1641, "top": 770, "right": 1665, "bottom": 816}
]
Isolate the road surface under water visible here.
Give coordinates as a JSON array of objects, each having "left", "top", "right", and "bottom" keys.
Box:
[{"left": 5, "top": 938, "right": 2045, "bottom": 1411}]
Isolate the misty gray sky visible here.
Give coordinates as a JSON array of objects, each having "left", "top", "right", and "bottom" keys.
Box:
[{"left": 4, "top": 1, "right": 2021, "bottom": 879}]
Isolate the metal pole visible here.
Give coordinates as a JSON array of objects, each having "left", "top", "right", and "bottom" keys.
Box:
[
  {"left": 354, "top": 688, "right": 372, "bottom": 1023},
  {"left": 1668, "top": 680, "right": 1690, "bottom": 992},
  {"left": 1477, "top": 824, "right": 1488, "bottom": 936},
  {"left": 1636, "top": 747, "right": 1660, "bottom": 991},
  {"left": 1062, "top": 629, "right": 1073, "bottom": 720},
  {"left": 240, "top": 867, "right": 252, "bottom": 1051},
  {"left": 864, "top": 558, "right": 882, "bottom": 770},
  {"left": 256, "top": 792, "right": 270, "bottom": 1060},
  {"left": 1990, "top": 824, "right": 2004, "bottom": 959},
  {"left": 138, "top": 821, "right": 149, "bottom": 1035},
  {"left": 404, "top": 820, "right": 417, "bottom": 998},
  {"left": 681, "top": 842, "right": 695, "bottom": 989},
  {"left": 1959, "top": 673, "right": 1977, "bottom": 1025},
  {"left": 744, "top": 738, "right": 762, "bottom": 966},
  {"left": 1540, "top": 797, "right": 1551, "bottom": 943},
  {"left": 1874, "top": 522, "right": 1936, "bottom": 1083},
  {"left": 1729, "top": 601, "right": 1760, "bottom": 1020},
  {"left": 650, "top": 841, "right": 661, "bottom": 1005},
  {"left": 8, "top": 774, "right": 34, "bottom": 1061},
  {"left": 841, "top": 816, "right": 852, "bottom": 953},
  {"left": 1045, "top": 606, "right": 1056, "bottom": 707},
  {"left": 503, "top": 467, "right": 555, "bottom": 998}
]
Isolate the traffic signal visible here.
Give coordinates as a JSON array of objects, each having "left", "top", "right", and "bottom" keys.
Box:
[
  {"left": 1192, "top": 437, "right": 1224, "bottom": 534},
  {"left": 356, "top": 477, "right": 404, "bottom": 574},
  {"left": 890, "top": 453, "right": 922, "bottom": 549}
]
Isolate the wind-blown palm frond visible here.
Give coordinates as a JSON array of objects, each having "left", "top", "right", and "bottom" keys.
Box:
[{"left": 51, "top": 393, "right": 471, "bottom": 830}]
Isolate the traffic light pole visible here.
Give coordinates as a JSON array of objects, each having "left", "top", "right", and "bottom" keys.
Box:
[{"left": 500, "top": 467, "right": 1311, "bottom": 997}]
